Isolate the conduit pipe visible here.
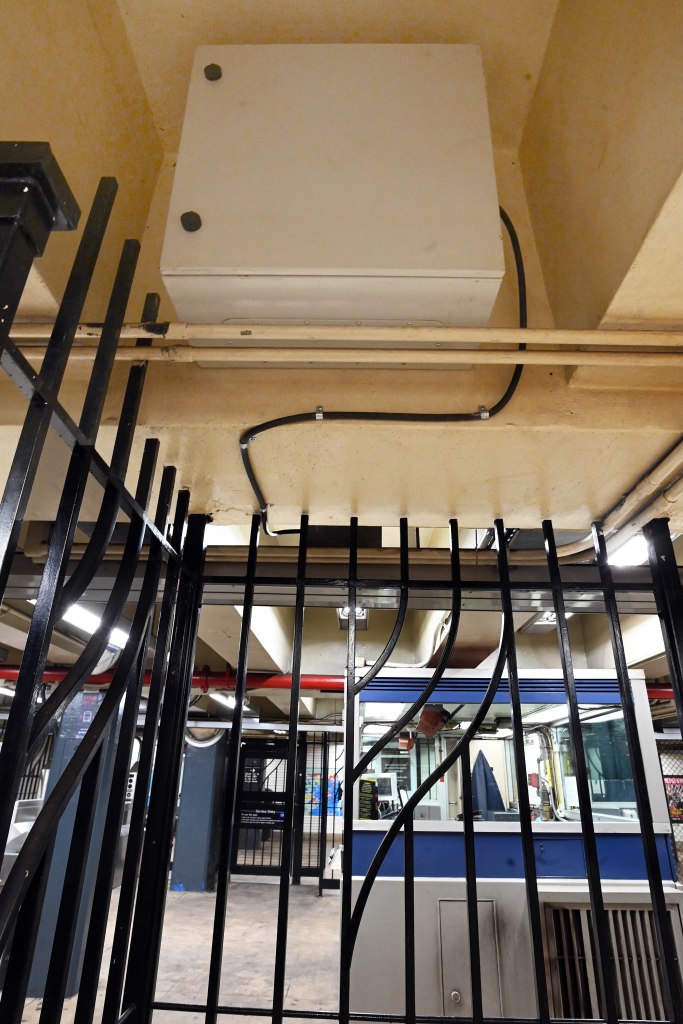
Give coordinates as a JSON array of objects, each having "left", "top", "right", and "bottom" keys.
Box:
[
  {"left": 10, "top": 322, "right": 683, "bottom": 348},
  {"left": 11, "top": 343, "right": 683, "bottom": 371},
  {"left": 0, "top": 667, "right": 345, "bottom": 692}
]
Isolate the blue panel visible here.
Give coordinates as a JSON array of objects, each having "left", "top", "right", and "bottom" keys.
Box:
[
  {"left": 359, "top": 676, "right": 623, "bottom": 705},
  {"left": 352, "top": 830, "right": 676, "bottom": 881}
]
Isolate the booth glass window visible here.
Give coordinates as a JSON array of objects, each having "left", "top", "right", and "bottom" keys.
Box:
[{"left": 358, "top": 702, "right": 638, "bottom": 824}]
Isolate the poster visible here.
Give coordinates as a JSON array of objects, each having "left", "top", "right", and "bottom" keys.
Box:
[{"left": 664, "top": 776, "right": 683, "bottom": 821}]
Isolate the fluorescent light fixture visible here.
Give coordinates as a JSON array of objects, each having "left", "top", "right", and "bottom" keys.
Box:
[
  {"left": 495, "top": 727, "right": 513, "bottom": 739},
  {"left": 204, "top": 524, "right": 252, "bottom": 546},
  {"left": 519, "top": 609, "right": 574, "bottom": 635},
  {"left": 339, "top": 606, "right": 367, "bottom": 620},
  {"left": 522, "top": 705, "right": 569, "bottom": 725},
  {"left": 456, "top": 720, "right": 473, "bottom": 730},
  {"left": 609, "top": 534, "right": 649, "bottom": 566},
  {"left": 211, "top": 692, "right": 236, "bottom": 710},
  {"left": 30, "top": 600, "right": 129, "bottom": 650},
  {"left": 583, "top": 709, "right": 623, "bottom": 723},
  {"left": 338, "top": 605, "right": 368, "bottom": 631},
  {"left": 0, "top": 685, "right": 14, "bottom": 698},
  {"left": 363, "top": 702, "right": 405, "bottom": 722}
]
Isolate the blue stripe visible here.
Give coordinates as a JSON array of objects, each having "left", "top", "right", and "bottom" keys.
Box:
[
  {"left": 360, "top": 677, "right": 623, "bottom": 704},
  {"left": 352, "top": 829, "right": 676, "bottom": 881}
]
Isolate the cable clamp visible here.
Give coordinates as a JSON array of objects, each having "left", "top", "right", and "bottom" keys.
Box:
[
  {"left": 479, "top": 406, "right": 490, "bottom": 420},
  {"left": 315, "top": 405, "right": 324, "bottom": 420},
  {"left": 240, "top": 440, "right": 249, "bottom": 450}
]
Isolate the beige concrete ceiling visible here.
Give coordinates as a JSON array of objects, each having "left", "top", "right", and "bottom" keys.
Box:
[{"left": 117, "top": 0, "right": 558, "bottom": 154}]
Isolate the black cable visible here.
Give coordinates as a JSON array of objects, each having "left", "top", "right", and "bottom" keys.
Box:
[{"left": 240, "top": 206, "right": 527, "bottom": 536}]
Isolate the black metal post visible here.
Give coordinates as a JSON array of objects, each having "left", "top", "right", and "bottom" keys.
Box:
[
  {"left": 272, "top": 517, "right": 309, "bottom": 1024},
  {"left": 122, "top": 515, "right": 207, "bottom": 1024},
  {"left": 403, "top": 814, "right": 416, "bottom": 1024},
  {"left": 493, "top": 519, "right": 549, "bottom": 1024},
  {"left": 339, "top": 517, "right": 359, "bottom": 1024},
  {"left": 461, "top": 746, "right": 482, "bottom": 1024},
  {"left": 291, "top": 732, "right": 308, "bottom": 886},
  {"left": 643, "top": 518, "right": 683, "bottom": 741},
  {"left": 0, "top": 143, "right": 79, "bottom": 347},
  {"left": 204, "top": 514, "right": 260, "bottom": 1024},
  {"left": 594, "top": 523, "right": 683, "bottom": 1023},
  {"left": 100, "top": 490, "right": 190, "bottom": 1024},
  {"left": 72, "top": 466, "right": 176, "bottom": 1024},
  {"left": 543, "top": 520, "right": 618, "bottom": 1023},
  {"left": 318, "top": 732, "right": 330, "bottom": 897}
]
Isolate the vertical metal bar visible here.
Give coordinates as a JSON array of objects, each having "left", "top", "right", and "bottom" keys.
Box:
[
  {"left": 403, "top": 813, "right": 416, "bottom": 1024},
  {"left": 74, "top": 467, "right": 175, "bottom": 1024},
  {"left": 38, "top": 749, "right": 104, "bottom": 1024},
  {"left": 461, "top": 745, "right": 482, "bottom": 1023},
  {"left": 204, "top": 514, "right": 261, "bottom": 1024},
  {"left": 122, "top": 515, "right": 206, "bottom": 1024},
  {"left": 0, "top": 237, "right": 139, "bottom": 882},
  {"left": 494, "top": 519, "right": 550, "bottom": 1024},
  {"left": 272, "top": 517, "right": 309, "bottom": 1024},
  {"left": 542, "top": 519, "right": 618, "bottom": 1024},
  {"left": 136, "top": 292, "right": 159, "bottom": 347},
  {"left": 101, "top": 490, "right": 189, "bottom": 1024},
  {"left": 643, "top": 519, "right": 683, "bottom": 746},
  {"left": 291, "top": 732, "right": 307, "bottom": 885},
  {"left": 0, "top": 851, "right": 52, "bottom": 1024},
  {"left": 593, "top": 522, "right": 683, "bottom": 1022},
  {"left": 0, "top": 439, "right": 158, "bottom": 1022},
  {"left": 0, "top": 176, "right": 114, "bottom": 606},
  {"left": 318, "top": 732, "right": 330, "bottom": 896},
  {"left": 339, "top": 517, "right": 359, "bottom": 1024}
]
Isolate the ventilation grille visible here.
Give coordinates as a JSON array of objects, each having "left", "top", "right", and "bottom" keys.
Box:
[{"left": 545, "top": 904, "right": 683, "bottom": 1020}]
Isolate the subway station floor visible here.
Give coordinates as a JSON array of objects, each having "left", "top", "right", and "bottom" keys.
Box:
[{"left": 23, "top": 881, "right": 341, "bottom": 1024}]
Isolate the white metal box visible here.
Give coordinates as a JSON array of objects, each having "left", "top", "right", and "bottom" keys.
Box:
[{"left": 161, "top": 44, "right": 504, "bottom": 326}]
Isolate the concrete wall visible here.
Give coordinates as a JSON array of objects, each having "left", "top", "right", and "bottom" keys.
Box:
[
  {"left": 0, "top": 1, "right": 164, "bottom": 321},
  {"left": 521, "top": 0, "right": 683, "bottom": 328}
]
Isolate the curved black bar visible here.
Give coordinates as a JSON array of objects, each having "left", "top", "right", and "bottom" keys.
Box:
[
  {"left": 0, "top": 177, "right": 117, "bottom": 606},
  {"left": 27, "top": 439, "right": 159, "bottom": 757},
  {"left": 98, "top": 489, "right": 189, "bottom": 1024},
  {"left": 347, "top": 626, "right": 509, "bottom": 958},
  {"left": 593, "top": 522, "right": 683, "bottom": 1021},
  {"left": 0, "top": 534, "right": 161, "bottom": 954},
  {"left": 543, "top": 519, "right": 618, "bottom": 1024},
  {"left": 56, "top": 363, "right": 147, "bottom": 617},
  {"left": 353, "top": 520, "right": 461, "bottom": 782},
  {"left": 494, "top": 518, "right": 549, "bottom": 1024},
  {"left": 351, "top": 518, "right": 410, "bottom": 697}
]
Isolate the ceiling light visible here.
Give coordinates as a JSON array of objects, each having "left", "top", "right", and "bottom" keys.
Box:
[
  {"left": 204, "top": 524, "right": 251, "bottom": 546},
  {"left": 608, "top": 534, "right": 649, "bottom": 566},
  {"left": 519, "top": 609, "right": 574, "bottom": 635},
  {"left": 338, "top": 606, "right": 367, "bottom": 619},
  {"left": 30, "top": 600, "right": 129, "bottom": 650},
  {"left": 522, "top": 705, "right": 569, "bottom": 725},
  {"left": 337, "top": 606, "right": 368, "bottom": 630},
  {"left": 0, "top": 685, "right": 14, "bottom": 698},
  {"left": 211, "top": 693, "right": 236, "bottom": 710}
]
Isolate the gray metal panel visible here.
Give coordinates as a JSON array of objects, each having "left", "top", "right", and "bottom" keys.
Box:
[{"left": 439, "top": 899, "right": 502, "bottom": 1017}]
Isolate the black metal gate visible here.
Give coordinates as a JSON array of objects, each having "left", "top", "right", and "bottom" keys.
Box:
[
  {"left": 1, "top": 145, "right": 683, "bottom": 1024},
  {"left": 233, "top": 739, "right": 289, "bottom": 875}
]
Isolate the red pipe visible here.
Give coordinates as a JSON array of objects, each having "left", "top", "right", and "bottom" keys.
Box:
[
  {"left": 0, "top": 667, "right": 344, "bottom": 692},
  {"left": 647, "top": 686, "right": 674, "bottom": 700}
]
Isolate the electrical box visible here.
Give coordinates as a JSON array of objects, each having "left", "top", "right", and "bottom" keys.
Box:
[{"left": 161, "top": 44, "right": 504, "bottom": 327}]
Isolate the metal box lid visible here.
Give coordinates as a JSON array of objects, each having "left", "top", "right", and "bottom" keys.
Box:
[{"left": 161, "top": 44, "right": 504, "bottom": 326}]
